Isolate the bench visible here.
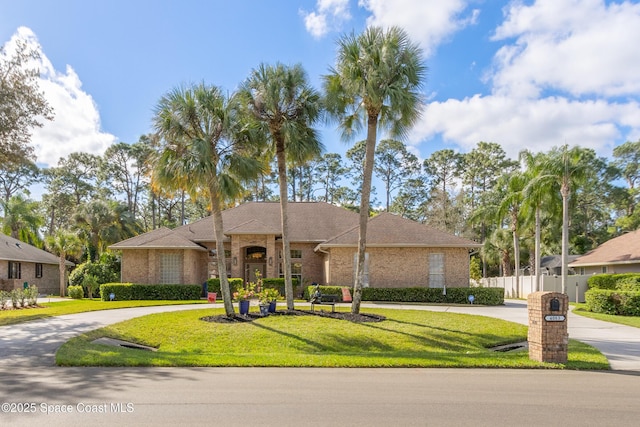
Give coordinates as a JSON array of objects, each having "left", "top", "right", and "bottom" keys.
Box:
[{"left": 310, "top": 294, "right": 339, "bottom": 312}]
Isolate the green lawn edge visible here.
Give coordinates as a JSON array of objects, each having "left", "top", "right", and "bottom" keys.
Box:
[
  {"left": 56, "top": 307, "right": 608, "bottom": 370},
  {"left": 572, "top": 304, "right": 640, "bottom": 328},
  {"left": 0, "top": 299, "right": 208, "bottom": 326}
]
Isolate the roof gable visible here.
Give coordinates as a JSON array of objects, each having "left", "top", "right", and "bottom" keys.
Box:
[
  {"left": 569, "top": 229, "right": 640, "bottom": 267},
  {"left": 0, "top": 233, "right": 66, "bottom": 265},
  {"left": 110, "top": 227, "right": 206, "bottom": 250}
]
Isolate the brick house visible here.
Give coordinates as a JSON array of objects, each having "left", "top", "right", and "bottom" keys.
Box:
[
  {"left": 110, "top": 202, "right": 480, "bottom": 289},
  {"left": 0, "top": 232, "right": 72, "bottom": 295},
  {"left": 569, "top": 229, "right": 640, "bottom": 274}
]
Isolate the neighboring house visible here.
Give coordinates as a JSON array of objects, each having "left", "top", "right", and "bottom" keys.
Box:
[
  {"left": 0, "top": 233, "right": 73, "bottom": 295},
  {"left": 539, "top": 255, "right": 581, "bottom": 276},
  {"left": 569, "top": 229, "right": 640, "bottom": 275},
  {"left": 110, "top": 202, "right": 481, "bottom": 290}
]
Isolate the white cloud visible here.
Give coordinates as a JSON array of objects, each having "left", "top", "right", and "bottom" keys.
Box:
[
  {"left": 5, "top": 27, "right": 117, "bottom": 167},
  {"left": 491, "top": 0, "right": 640, "bottom": 98},
  {"left": 412, "top": 95, "right": 640, "bottom": 159},
  {"left": 359, "top": 0, "right": 478, "bottom": 57},
  {"left": 302, "top": 0, "right": 351, "bottom": 38}
]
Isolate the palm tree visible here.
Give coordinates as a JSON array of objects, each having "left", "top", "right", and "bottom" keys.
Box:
[
  {"left": 153, "top": 83, "right": 262, "bottom": 317},
  {"left": 520, "top": 150, "right": 561, "bottom": 292},
  {"left": 495, "top": 172, "right": 526, "bottom": 298},
  {"left": 238, "top": 63, "right": 322, "bottom": 310},
  {"left": 74, "top": 199, "right": 141, "bottom": 261},
  {"left": 1, "top": 195, "right": 43, "bottom": 246},
  {"left": 324, "top": 26, "right": 426, "bottom": 314},
  {"left": 46, "top": 229, "right": 82, "bottom": 297},
  {"left": 537, "top": 145, "right": 589, "bottom": 293}
]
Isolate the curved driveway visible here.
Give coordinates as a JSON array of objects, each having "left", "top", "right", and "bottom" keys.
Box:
[
  {"left": 1, "top": 299, "right": 639, "bottom": 370},
  {"left": 2, "top": 300, "right": 640, "bottom": 426}
]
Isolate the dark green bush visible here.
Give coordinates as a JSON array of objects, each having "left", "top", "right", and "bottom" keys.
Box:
[
  {"left": 305, "top": 285, "right": 350, "bottom": 301},
  {"left": 206, "top": 278, "right": 244, "bottom": 295},
  {"left": 100, "top": 283, "right": 201, "bottom": 301},
  {"left": 304, "top": 286, "right": 503, "bottom": 305},
  {"left": 69, "top": 260, "right": 120, "bottom": 294},
  {"left": 261, "top": 278, "right": 299, "bottom": 296},
  {"left": 587, "top": 273, "right": 640, "bottom": 291},
  {"left": 585, "top": 289, "right": 640, "bottom": 316}
]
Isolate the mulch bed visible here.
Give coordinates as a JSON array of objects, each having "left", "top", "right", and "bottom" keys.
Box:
[{"left": 201, "top": 309, "right": 385, "bottom": 324}]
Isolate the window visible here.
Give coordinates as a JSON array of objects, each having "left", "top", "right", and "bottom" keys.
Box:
[
  {"left": 353, "top": 253, "right": 369, "bottom": 287},
  {"left": 160, "top": 253, "right": 182, "bottom": 284},
  {"left": 35, "top": 263, "right": 43, "bottom": 278},
  {"left": 279, "top": 249, "right": 302, "bottom": 259},
  {"left": 279, "top": 262, "right": 303, "bottom": 284},
  {"left": 579, "top": 267, "right": 585, "bottom": 275},
  {"left": 8, "top": 262, "right": 21, "bottom": 279},
  {"left": 601, "top": 266, "right": 608, "bottom": 274},
  {"left": 429, "top": 253, "right": 445, "bottom": 288}
]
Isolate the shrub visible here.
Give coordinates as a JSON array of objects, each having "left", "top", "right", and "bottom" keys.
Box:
[
  {"left": 10, "top": 289, "right": 21, "bottom": 308},
  {"left": 68, "top": 285, "right": 84, "bottom": 300},
  {"left": 99, "top": 283, "right": 201, "bottom": 301},
  {"left": 304, "top": 286, "right": 503, "bottom": 305},
  {"left": 587, "top": 274, "right": 617, "bottom": 290},
  {"left": 262, "top": 278, "right": 299, "bottom": 297},
  {"left": 69, "top": 258, "right": 120, "bottom": 292},
  {"left": 206, "top": 278, "right": 244, "bottom": 295},
  {"left": 26, "top": 285, "right": 39, "bottom": 306},
  {"left": 304, "top": 285, "right": 349, "bottom": 301},
  {"left": 82, "top": 274, "right": 99, "bottom": 299},
  {"left": 0, "top": 290, "right": 9, "bottom": 309},
  {"left": 585, "top": 289, "right": 640, "bottom": 316}
]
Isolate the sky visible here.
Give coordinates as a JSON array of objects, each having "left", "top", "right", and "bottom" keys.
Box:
[{"left": 2, "top": 0, "right": 640, "bottom": 173}]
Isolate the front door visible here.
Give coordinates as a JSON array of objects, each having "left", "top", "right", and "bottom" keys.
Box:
[{"left": 246, "top": 263, "right": 265, "bottom": 284}]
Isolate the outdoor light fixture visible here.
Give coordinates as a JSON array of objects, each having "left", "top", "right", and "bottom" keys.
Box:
[
  {"left": 268, "top": 257, "right": 273, "bottom": 266},
  {"left": 233, "top": 257, "right": 237, "bottom": 266}
]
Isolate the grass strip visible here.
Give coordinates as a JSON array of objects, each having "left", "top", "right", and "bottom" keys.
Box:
[
  {"left": 56, "top": 307, "right": 608, "bottom": 370},
  {"left": 0, "top": 299, "right": 208, "bottom": 326}
]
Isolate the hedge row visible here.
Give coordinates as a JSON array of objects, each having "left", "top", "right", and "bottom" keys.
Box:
[
  {"left": 304, "top": 285, "right": 349, "bottom": 300},
  {"left": 305, "top": 286, "right": 504, "bottom": 305},
  {"left": 588, "top": 273, "right": 640, "bottom": 291},
  {"left": 99, "top": 283, "right": 201, "bottom": 301},
  {"left": 585, "top": 289, "right": 640, "bottom": 316},
  {"left": 207, "top": 277, "right": 299, "bottom": 297}
]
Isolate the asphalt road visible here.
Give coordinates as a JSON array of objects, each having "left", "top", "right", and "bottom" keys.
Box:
[{"left": 2, "top": 301, "right": 640, "bottom": 426}]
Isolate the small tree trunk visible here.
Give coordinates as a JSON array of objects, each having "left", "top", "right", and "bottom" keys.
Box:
[
  {"left": 210, "top": 186, "right": 235, "bottom": 316},
  {"left": 276, "top": 141, "right": 294, "bottom": 310},
  {"left": 352, "top": 114, "right": 378, "bottom": 314}
]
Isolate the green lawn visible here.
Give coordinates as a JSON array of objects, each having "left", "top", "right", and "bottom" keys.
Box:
[
  {"left": 573, "top": 304, "right": 640, "bottom": 328},
  {"left": 0, "top": 299, "right": 208, "bottom": 326},
  {"left": 56, "top": 307, "right": 608, "bottom": 369}
]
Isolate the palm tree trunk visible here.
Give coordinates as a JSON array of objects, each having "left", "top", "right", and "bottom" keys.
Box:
[
  {"left": 352, "top": 114, "right": 377, "bottom": 314},
  {"left": 561, "top": 186, "right": 569, "bottom": 294},
  {"left": 209, "top": 187, "right": 235, "bottom": 316},
  {"left": 512, "top": 218, "right": 520, "bottom": 299},
  {"left": 276, "top": 143, "right": 294, "bottom": 310},
  {"left": 535, "top": 206, "right": 541, "bottom": 292},
  {"left": 59, "top": 253, "right": 66, "bottom": 297}
]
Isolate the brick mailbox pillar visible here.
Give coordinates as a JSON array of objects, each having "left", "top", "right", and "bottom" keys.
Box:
[{"left": 527, "top": 292, "right": 568, "bottom": 364}]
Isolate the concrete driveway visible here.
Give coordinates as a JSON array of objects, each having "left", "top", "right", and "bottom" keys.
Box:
[
  {"left": 2, "top": 300, "right": 640, "bottom": 426},
  {"left": 1, "top": 299, "right": 639, "bottom": 370}
]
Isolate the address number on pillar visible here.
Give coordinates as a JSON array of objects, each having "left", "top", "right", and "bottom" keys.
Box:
[{"left": 544, "top": 315, "right": 566, "bottom": 322}]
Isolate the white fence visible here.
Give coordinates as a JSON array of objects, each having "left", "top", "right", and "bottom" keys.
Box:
[{"left": 479, "top": 275, "right": 590, "bottom": 303}]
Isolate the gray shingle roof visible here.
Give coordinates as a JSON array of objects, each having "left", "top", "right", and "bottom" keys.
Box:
[
  {"left": 109, "top": 227, "right": 207, "bottom": 250},
  {"left": 569, "top": 229, "right": 640, "bottom": 267},
  {"left": 316, "top": 212, "right": 482, "bottom": 248},
  {"left": 109, "top": 203, "right": 480, "bottom": 250},
  {"left": 173, "top": 202, "right": 360, "bottom": 243},
  {"left": 0, "top": 233, "right": 68, "bottom": 265}
]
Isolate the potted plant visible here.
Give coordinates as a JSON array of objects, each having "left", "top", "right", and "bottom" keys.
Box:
[
  {"left": 233, "top": 286, "right": 255, "bottom": 315},
  {"left": 258, "top": 288, "right": 280, "bottom": 313}
]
